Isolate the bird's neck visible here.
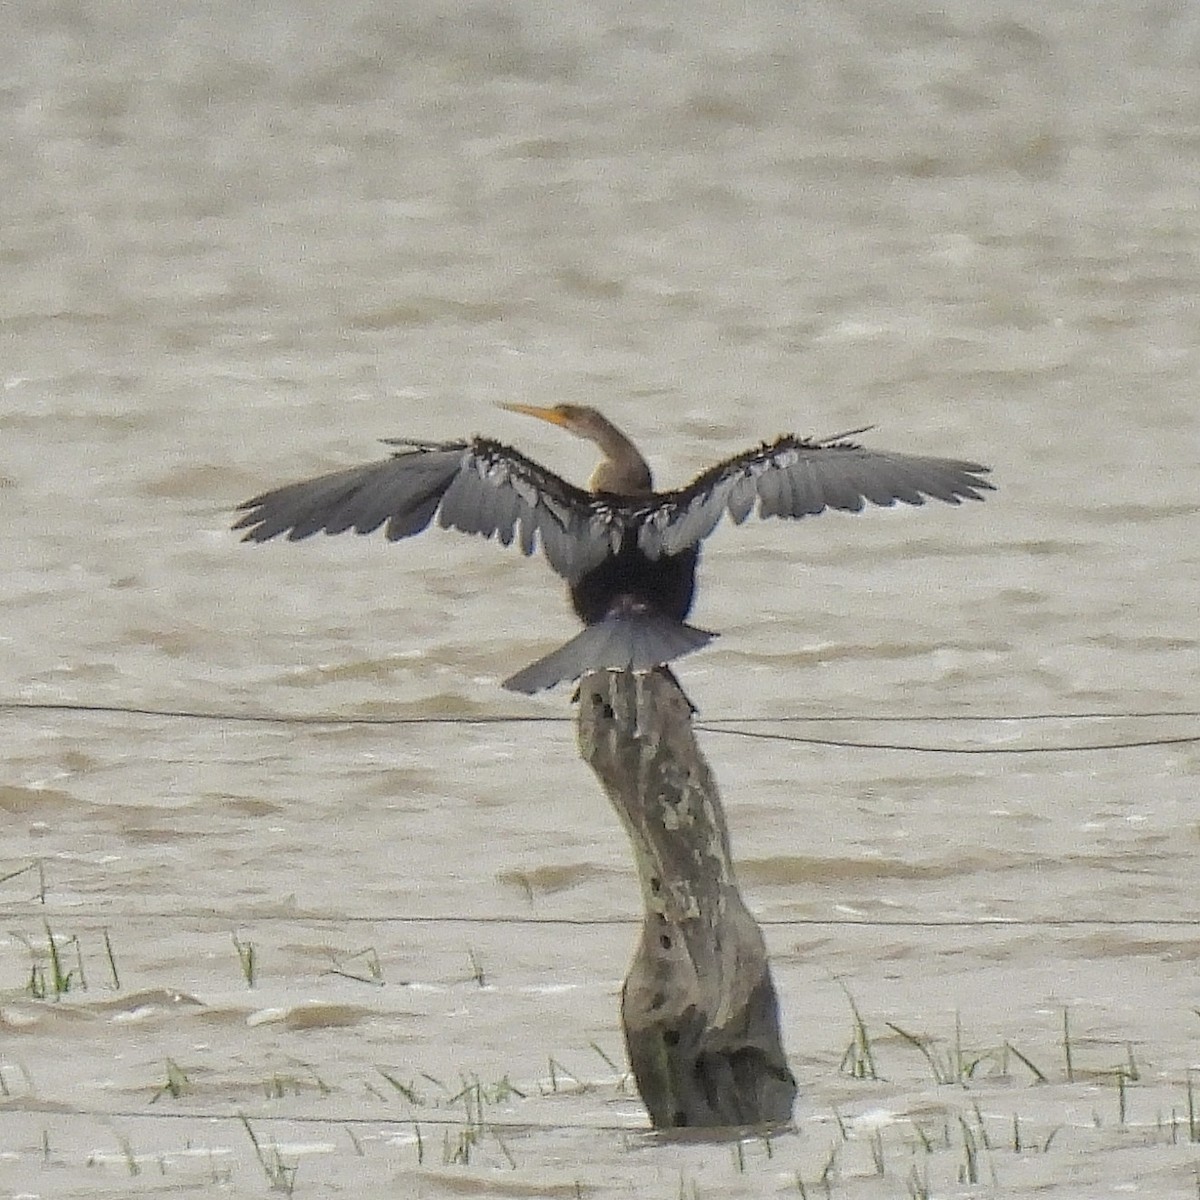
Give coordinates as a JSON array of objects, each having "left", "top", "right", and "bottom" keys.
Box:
[{"left": 585, "top": 417, "right": 654, "bottom": 494}]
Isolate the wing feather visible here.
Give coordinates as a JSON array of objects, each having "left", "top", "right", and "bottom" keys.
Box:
[
  {"left": 786, "top": 456, "right": 828, "bottom": 516},
  {"left": 487, "top": 473, "right": 522, "bottom": 546},
  {"left": 321, "top": 468, "right": 419, "bottom": 536},
  {"left": 805, "top": 455, "right": 868, "bottom": 513},
  {"left": 656, "top": 492, "right": 725, "bottom": 556},
  {"left": 725, "top": 474, "right": 758, "bottom": 524},
  {"left": 385, "top": 491, "right": 444, "bottom": 540},
  {"left": 635, "top": 434, "right": 992, "bottom": 558},
  {"left": 436, "top": 456, "right": 487, "bottom": 535},
  {"left": 756, "top": 463, "right": 791, "bottom": 519}
]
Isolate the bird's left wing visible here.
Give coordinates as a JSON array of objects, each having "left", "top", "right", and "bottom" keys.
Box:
[
  {"left": 633, "top": 434, "right": 994, "bottom": 559},
  {"left": 233, "top": 437, "right": 620, "bottom": 582}
]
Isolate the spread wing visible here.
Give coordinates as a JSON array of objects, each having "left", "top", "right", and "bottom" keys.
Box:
[
  {"left": 634, "top": 434, "right": 994, "bottom": 559},
  {"left": 233, "top": 437, "right": 620, "bottom": 582},
  {"left": 236, "top": 432, "right": 993, "bottom": 575}
]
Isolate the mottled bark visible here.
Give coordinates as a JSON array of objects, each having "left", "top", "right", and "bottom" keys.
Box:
[{"left": 576, "top": 669, "right": 796, "bottom": 1130}]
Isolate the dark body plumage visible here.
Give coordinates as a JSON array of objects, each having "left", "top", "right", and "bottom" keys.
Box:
[
  {"left": 570, "top": 536, "right": 698, "bottom": 626},
  {"left": 234, "top": 406, "right": 993, "bottom": 693}
]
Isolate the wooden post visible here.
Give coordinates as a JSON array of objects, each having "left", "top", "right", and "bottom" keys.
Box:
[{"left": 575, "top": 669, "right": 797, "bottom": 1130}]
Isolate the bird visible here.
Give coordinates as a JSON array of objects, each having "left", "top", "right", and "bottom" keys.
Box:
[{"left": 234, "top": 404, "right": 993, "bottom": 694}]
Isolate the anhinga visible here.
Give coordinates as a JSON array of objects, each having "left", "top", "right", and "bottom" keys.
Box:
[{"left": 234, "top": 405, "right": 993, "bottom": 693}]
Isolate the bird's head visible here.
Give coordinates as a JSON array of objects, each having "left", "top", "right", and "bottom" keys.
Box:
[
  {"left": 500, "top": 403, "right": 607, "bottom": 443},
  {"left": 500, "top": 402, "right": 653, "bottom": 493}
]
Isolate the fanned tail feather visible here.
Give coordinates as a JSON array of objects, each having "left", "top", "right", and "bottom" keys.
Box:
[{"left": 501, "top": 616, "right": 716, "bottom": 694}]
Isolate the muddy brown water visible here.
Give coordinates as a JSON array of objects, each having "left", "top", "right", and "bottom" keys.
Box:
[{"left": 2, "top": 0, "right": 1198, "bottom": 1195}]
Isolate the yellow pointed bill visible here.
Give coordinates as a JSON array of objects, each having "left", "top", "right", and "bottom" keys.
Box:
[{"left": 499, "top": 402, "right": 571, "bottom": 428}]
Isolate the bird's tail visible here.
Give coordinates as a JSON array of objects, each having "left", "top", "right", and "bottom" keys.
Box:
[{"left": 501, "top": 615, "right": 716, "bottom": 694}]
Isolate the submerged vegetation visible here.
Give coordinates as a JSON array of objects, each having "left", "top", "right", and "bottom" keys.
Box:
[{"left": 4, "top": 917, "right": 1199, "bottom": 1197}]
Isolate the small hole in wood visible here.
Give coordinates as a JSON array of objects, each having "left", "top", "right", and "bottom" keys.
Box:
[
  {"left": 650, "top": 877, "right": 662, "bottom": 893},
  {"left": 663, "top": 1029, "right": 680, "bottom": 1047},
  {"left": 659, "top": 933, "right": 672, "bottom": 950}
]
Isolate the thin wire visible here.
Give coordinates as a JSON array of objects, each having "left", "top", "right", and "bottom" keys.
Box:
[
  {"left": 1, "top": 698, "right": 1196, "bottom": 754},
  {"left": 5, "top": 1102, "right": 646, "bottom": 1134},
  {"left": 0, "top": 700, "right": 560, "bottom": 726},
  {"left": 700, "top": 726, "right": 1200, "bottom": 753},
  {"left": 0, "top": 907, "right": 1196, "bottom": 928},
  {"left": 2, "top": 699, "right": 1198, "bottom": 725},
  {"left": 9, "top": 1082, "right": 640, "bottom": 1131},
  {"left": 710, "top": 710, "right": 1200, "bottom": 723}
]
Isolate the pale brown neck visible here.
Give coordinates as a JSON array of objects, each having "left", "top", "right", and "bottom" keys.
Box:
[{"left": 584, "top": 416, "right": 653, "bottom": 494}]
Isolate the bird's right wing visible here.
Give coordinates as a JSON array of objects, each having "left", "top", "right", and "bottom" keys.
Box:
[{"left": 233, "top": 437, "right": 620, "bottom": 582}]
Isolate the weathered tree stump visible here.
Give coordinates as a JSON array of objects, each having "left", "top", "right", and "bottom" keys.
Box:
[{"left": 575, "top": 669, "right": 797, "bottom": 1130}]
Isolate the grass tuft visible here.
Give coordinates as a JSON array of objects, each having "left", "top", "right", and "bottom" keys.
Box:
[
  {"left": 324, "top": 945, "right": 384, "bottom": 985},
  {"left": 232, "top": 932, "right": 256, "bottom": 987},
  {"left": 1116, "top": 1069, "right": 1129, "bottom": 1127},
  {"left": 546, "top": 1056, "right": 590, "bottom": 1094},
  {"left": 378, "top": 1069, "right": 424, "bottom": 1105},
  {"left": 239, "top": 1113, "right": 297, "bottom": 1195},
  {"left": 1062, "top": 1008, "right": 1074, "bottom": 1083},
  {"left": 835, "top": 981, "right": 878, "bottom": 1080},
  {"left": 905, "top": 1162, "right": 930, "bottom": 1200},
  {"left": 886, "top": 1021, "right": 959, "bottom": 1085},
  {"left": 14, "top": 924, "right": 121, "bottom": 1000},
  {"left": 868, "top": 1127, "right": 885, "bottom": 1176},
  {"left": 1005, "top": 1040, "right": 1048, "bottom": 1083},
  {"left": 466, "top": 946, "right": 486, "bottom": 987},
  {"left": 101, "top": 928, "right": 121, "bottom": 990},
  {"left": 819, "top": 1140, "right": 839, "bottom": 1189},
  {"left": 19, "top": 922, "right": 83, "bottom": 999},
  {"left": 957, "top": 1114, "right": 979, "bottom": 1184},
  {"left": 149, "top": 1058, "right": 189, "bottom": 1103},
  {"left": 0, "top": 859, "right": 47, "bottom": 903},
  {"left": 117, "top": 1135, "right": 140, "bottom": 1177}
]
